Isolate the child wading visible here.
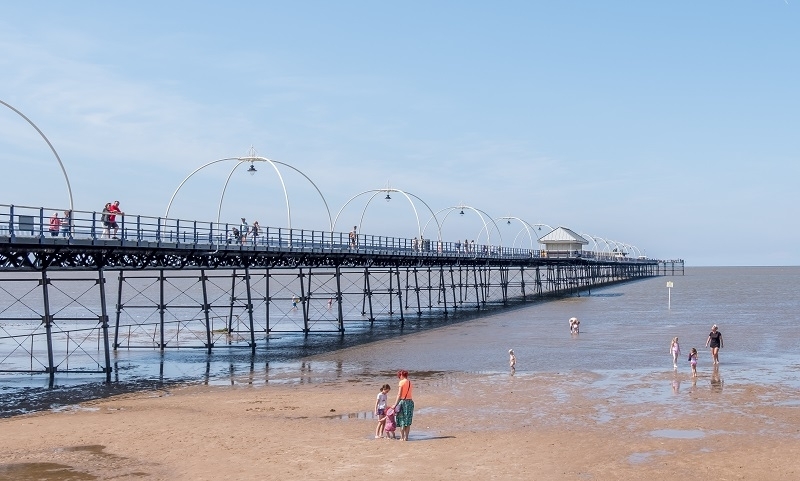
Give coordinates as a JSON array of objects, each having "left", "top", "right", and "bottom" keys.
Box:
[
  {"left": 374, "top": 384, "right": 390, "bottom": 439},
  {"left": 688, "top": 348, "right": 698, "bottom": 377}
]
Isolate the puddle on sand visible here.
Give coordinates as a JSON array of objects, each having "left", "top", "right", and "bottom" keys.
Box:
[
  {"left": 650, "top": 429, "right": 705, "bottom": 439},
  {"left": 0, "top": 462, "right": 96, "bottom": 481},
  {"left": 628, "top": 450, "right": 669, "bottom": 464}
]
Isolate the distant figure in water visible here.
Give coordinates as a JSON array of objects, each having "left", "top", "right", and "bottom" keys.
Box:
[
  {"left": 706, "top": 324, "right": 723, "bottom": 364},
  {"left": 508, "top": 349, "right": 516, "bottom": 372},
  {"left": 670, "top": 337, "right": 681, "bottom": 369},
  {"left": 569, "top": 317, "right": 580, "bottom": 334},
  {"left": 688, "top": 348, "right": 698, "bottom": 377}
]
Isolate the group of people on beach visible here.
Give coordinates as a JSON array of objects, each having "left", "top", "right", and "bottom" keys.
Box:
[
  {"left": 670, "top": 324, "right": 723, "bottom": 377},
  {"left": 374, "top": 370, "right": 414, "bottom": 441}
]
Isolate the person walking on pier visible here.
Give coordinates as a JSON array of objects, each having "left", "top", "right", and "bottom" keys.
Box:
[
  {"left": 508, "top": 349, "right": 516, "bottom": 372},
  {"left": 239, "top": 218, "right": 249, "bottom": 245},
  {"left": 251, "top": 221, "right": 260, "bottom": 246},
  {"left": 100, "top": 203, "right": 112, "bottom": 239},
  {"left": 705, "top": 324, "right": 723, "bottom": 364},
  {"left": 108, "top": 200, "right": 124, "bottom": 239},
  {"left": 349, "top": 226, "right": 358, "bottom": 248},
  {"left": 49, "top": 212, "right": 60, "bottom": 237},
  {"left": 670, "top": 337, "right": 681, "bottom": 370},
  {"left": 61, "top": 210, "right": 72, "bottom": 238}
]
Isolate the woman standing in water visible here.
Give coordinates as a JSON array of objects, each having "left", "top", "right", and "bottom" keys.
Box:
[
  {"left": 705, "top": 324, "right": 723, "bottom": 364},
  {"left": 669, "top": 337, "right": 681, "bottom": 370},
  {"left": 393, "top": 370, "right": 414, "bottom": 441}
]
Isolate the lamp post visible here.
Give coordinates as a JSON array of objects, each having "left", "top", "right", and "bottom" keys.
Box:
[
  {"left": 164, "top": 150, "right": 333, "bottom": 232},
  {"left": 1, "top": 100, "right": 74, "bottom": 212},
  {"left": 333, "top": 185, "right": 441, "bottom": 241},
  {"left": 497, "top": 217, "right": 552, "bottom": 250},
  {"left": 424, "top": 203, "right": 502, "bottom": 247}
]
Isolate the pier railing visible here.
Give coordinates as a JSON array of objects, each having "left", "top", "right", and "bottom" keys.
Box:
[{"left": 0, "top": 203, "right": 651, "bottom": 263}]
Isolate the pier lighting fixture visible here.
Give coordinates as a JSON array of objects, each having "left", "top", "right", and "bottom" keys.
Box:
[
  {"left": 459, "top": 209, "right": 465, "bottom": 216},
  {"left": 247, "top": 163, "right": 257, "bottom": 175},
  {"left": 385, "top": 193, "right": 391, "bottom": 202},
  {"left": 507, "top": 219, "right": 511, "bottom": 225}
]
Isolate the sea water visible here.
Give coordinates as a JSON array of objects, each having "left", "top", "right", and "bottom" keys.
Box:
[{"left": 1, "top": 266, "right": 798, "bottom": 416}]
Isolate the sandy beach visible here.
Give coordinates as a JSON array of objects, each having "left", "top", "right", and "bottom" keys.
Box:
[{"left": 2, "top": 366, "right": 799, "bottom": 481}]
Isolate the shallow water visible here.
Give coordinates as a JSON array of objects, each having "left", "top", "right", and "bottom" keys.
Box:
[{"left": 1, "top": 267, "right": 798, "bottom": 416}]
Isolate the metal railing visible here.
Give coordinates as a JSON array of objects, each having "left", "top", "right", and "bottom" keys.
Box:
[{"left": 0, "top": 204, "right": 651, "bottom": 263}]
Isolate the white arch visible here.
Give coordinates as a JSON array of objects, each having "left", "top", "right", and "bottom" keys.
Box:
[
  {"left": 425, "top": 204, "right": 502, "bottom": 247},
  {"left": 164, "top": 155, "right": 332, "bottom": 230},
  {"left": 333, "top": 187, "right": 442, "bottom": 240},
  {"left": 1, "top": 100, "right": 74, "bottom": 211}
]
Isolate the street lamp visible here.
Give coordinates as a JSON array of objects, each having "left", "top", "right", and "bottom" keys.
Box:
[
  {"left": 164, "top": 152, "right": 333, "bottom": 232},
  {"left": 333, "top": 186, "right": 441, "bottom": 241}
]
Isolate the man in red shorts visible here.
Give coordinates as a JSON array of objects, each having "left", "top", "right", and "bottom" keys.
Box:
[{"left": 107, "top": 200, "right": 125, "bottom": 239}]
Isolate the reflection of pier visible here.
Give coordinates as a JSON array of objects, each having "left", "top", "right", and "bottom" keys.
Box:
[{"left": 0, "top": 204, "right": 683, "bottom": 381}]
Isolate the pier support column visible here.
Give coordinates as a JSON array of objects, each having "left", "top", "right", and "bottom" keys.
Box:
[
  {"left": 97, "top": 269, "right": 112, "bottom": 382},
  {"left": 40, "top": 271, "right": 56, "bottom": 378}
]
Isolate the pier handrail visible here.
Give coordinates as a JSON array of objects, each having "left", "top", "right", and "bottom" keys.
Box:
[{"left": 0, "top": 203, "right": 653, "bottom": 263}]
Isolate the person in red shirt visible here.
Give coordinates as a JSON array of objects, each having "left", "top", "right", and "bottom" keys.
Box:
[{"left": 107, "top": 200, "right": 124, "bottom": 239}]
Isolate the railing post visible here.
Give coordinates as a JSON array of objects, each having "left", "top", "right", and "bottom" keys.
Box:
[
  {"left": 9, "top": 205, "right": 15, "bottom": 240},
  {"left": 39, "top": 207, "right": 44, "bottom": 242},
  {"left": 209, "top": 222, "right": 213, "bottom": 244},
  {"left": 156, "top": 217, "right": 162, "bottom": 242},
  {"left": 136, "top": 215, "right": 141, "bottom": 241}
]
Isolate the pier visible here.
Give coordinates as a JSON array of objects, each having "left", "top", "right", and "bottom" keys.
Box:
[{"left": 0, "top": 203, "right": 683, "bottom": 381}]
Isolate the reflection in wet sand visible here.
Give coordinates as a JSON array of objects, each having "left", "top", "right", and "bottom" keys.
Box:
[{"left": 0, "top": 462, "right": 97, "bottom": 481}]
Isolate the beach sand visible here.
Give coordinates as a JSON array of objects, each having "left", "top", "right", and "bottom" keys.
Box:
[{"left": 1, "top": 367, "right": 799, "bottom": 480}]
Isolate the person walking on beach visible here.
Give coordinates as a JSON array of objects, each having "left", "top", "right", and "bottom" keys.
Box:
[
  {"left": 374, "top": 384, "right": 390, "bottom": 439},
  {"left": 393, "top": 370, "right": 414, "bottom": 441},
  {"left": 48, "top": 212, "right": 60, "bottom": 237},
  {"left": 508, "top": 349, "right": 516, "bottom": 372},
  {"left": 670, "top": 337, "right": 682, "bottom": 370},
  {"left": 688, "top": 348, "right": 698, "bottom": 377},
  {"left": 705, "top": 324, "right": 723, "bottom": 364}
]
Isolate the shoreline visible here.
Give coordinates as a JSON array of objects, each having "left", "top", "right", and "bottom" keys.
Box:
[{"left": 1, "top": 367, "right": 799, "bottom": 480}]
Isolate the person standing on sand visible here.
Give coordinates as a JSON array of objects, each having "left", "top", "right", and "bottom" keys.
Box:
[
  {"left": 508, "top": 349, "right": 516, "bottom": 371},
  {"left": 374, "top": 384, "right": 390, "bottom": 439},
  {"left": 670, "top": 337, "right": 681, "bottom": 369},
  {"left": 393, "top": 370, "right": 414, "bottom": 441},
  {"left": 706, "top": 324, "right": 723, "bottom": 364}
]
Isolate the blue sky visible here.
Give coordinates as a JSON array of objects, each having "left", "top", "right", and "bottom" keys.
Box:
[{"left": 1, "top": 2, "right": 798, "bottom": 265}]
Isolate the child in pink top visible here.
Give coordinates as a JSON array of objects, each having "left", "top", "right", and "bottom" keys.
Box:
[{"left": 383, "top": 407, "right": 397, "bottom": 439}]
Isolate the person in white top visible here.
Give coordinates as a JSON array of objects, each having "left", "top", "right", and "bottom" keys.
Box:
[{"left": 374, "top": 384, "right": 390, "bottom": 439}]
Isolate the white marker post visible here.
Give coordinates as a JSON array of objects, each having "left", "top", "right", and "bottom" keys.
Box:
[{"left": 666, "top": 281, "right": 673, "bottom": 309}]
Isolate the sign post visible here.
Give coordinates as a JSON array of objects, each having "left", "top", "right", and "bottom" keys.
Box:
[{"left": 666, "top": 281, "right": 673, "bottom": 309}]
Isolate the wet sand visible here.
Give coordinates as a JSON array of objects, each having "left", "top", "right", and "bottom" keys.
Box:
[{"left": 1, "top": 367, "right": 799, "bottom": 480}]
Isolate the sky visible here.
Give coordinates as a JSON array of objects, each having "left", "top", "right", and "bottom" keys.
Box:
[{"left": 1, "top": 2, "right": 798, "bottom": 266}]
